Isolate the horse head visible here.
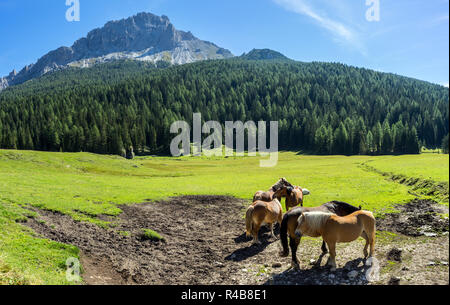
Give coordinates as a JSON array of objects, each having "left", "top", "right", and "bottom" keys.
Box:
[
  {"left": 301, "top": 188, "right": 310, "bottom": 196},
  {"left": 280, "top": 177, "right": 294, "bottom": 188}
]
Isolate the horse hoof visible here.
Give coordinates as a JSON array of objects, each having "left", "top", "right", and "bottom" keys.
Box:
[{"left": 279, "top": 251, "right": 289, "bottom": 257}]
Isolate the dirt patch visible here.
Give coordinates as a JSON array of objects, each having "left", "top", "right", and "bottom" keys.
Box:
[
  {"left": 25, "top": 196, "right": 254, "bottom": 284},
  {"left": 376, "top": 199, "right": 449, "bottom": 236},
  {"left": 387, "top": 248, "right": 402, "bottom": 262},
  {"left": 23, "top": 196, "right": 448, "bottom": 285}
]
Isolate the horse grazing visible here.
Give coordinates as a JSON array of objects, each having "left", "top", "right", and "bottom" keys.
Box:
[
  {"left": 274, "top": 186, "right": 310, "bottom": 211},
  {"left": 245, "top": 198, "right": 283, "bottom": 244},
  {"left": 279, "top": 201, "right": 362, "bottom": 269},
  {"left": 253, "top": 178, "right": 293, "bottom": 202},
  {"left": 294, "top": 210, "right": 376, "bottom": 271}
]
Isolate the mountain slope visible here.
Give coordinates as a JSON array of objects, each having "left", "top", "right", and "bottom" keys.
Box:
[
  {"left": 0, "top": 12, "right": 233, "bottom": 90},
  {"left": 0, "top": 58, "right": 448, "bottom": 156},
  {"left": 241, "top": 49, "right": 290, "bottom": 61}
]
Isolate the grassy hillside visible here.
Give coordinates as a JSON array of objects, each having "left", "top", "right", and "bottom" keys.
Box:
[
  {"left": 1, "top": 59, "right": 448, "bottom": 156},
  {"left": 0, "top": 149, "right": 448, "bottom": 284}
]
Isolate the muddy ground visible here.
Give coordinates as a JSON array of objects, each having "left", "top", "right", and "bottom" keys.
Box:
[
  {"left": 24, "top": 196, "right": 449, "bottom": 285},
  {"left": 376, "top": 199, "right": 449, "bottom": 236}
]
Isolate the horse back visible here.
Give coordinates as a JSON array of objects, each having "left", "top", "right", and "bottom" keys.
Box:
[
  {"left": 252, "top": 200, "right": 280, "bottom": 213},
  {"left": 348, "top": 210, "right": 375, "bottom": 219},
  {"left": 253, "top": 191, "right": 273, "bottom": 203},
  {"left": 324, "top": 201, "right": 361, "bottom": 216}
]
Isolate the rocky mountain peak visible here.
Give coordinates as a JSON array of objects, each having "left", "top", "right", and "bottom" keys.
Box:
[{"left": 0, "top": 12, "right": 233, "bottom": 91}]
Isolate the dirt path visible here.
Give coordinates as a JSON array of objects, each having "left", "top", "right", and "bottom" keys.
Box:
[{"left": 24, "top": 196, "right": 449, "bottom": 285}]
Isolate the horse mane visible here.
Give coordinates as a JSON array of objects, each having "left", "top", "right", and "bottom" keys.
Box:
[
  {"left": 326, "top": 201, "right": 361, "bottom": 215},
  {"left": 286, "top": 186, "right": 294, "bottom": 195},
  {"left": 301, "top": 211, "right": 333, "bottom": 236}
]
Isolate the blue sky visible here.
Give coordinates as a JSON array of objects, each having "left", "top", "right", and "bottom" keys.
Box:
[{"left": 0, "top": 0, "right": 448, "bottom": 86}]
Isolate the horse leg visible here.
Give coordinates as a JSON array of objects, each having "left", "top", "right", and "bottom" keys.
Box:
[
  {"left": 325, "top": 242, "right": 337, "bottom": 271},
  {"left": 269, "top": 223, "right": 275, "bottom": 238},
  {"left": 252, "top": 223, "right": 261, "bottom": 244},
  {"left": 321, "top": 240, "right": 328, "bottom": 254},
  {"left": 368, "top": 228, "right": 376, "bottom": 257},
  {"left": 361, "top": 231, "right": 369, "bottom": 258},
  {"left": 290, "top": 236, "right": 301, "bottom": 270}
]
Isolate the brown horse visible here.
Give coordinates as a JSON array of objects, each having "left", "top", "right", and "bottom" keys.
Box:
[
  {"left": 294, "top": 210, "right": 376, "bottom": 271},
  {"left": 279, "top": 201, "right": 362, "bottom": 269},
  {"left": 245, "top": 198, "right": 283, "bottom": 244},
  {"left": 274, "top": 186, "right": 310, "bottom": 211},
  {"left": 253, "top": 178, "right": 293, "bottom": 202}
]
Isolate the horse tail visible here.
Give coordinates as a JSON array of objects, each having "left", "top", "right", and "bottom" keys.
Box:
[
  {"left": 245, "top": 206, "right": 254, "bottom": 237},
  {"left": 280, "top": 212, "right": 290, "bottom": 257},
  {"left": 361, "top": 211, "right": 376, "bottom": 254},
  {"left": 363, "top": 211, "right": 376, "bottom": 233}
]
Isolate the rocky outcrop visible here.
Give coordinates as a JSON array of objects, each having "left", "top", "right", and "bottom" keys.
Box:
[
  {"left": 0, "top": 77, "right": 8, "bottom": 90},
  {"left": 1, "top": 12, "right": 233, "bottom": 90}
]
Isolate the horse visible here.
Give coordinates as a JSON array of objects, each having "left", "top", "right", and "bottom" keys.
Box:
[
  {"left": 245, "top": 198, "right": 283, "bottom": 244},
  {"left": 294, "top": 210, "right": 376, "bottom": 271},
  {"left": 253, "top": 178, "right": 293, "bottom": 202},
  {"left": 274, "top": 185, "right": 310, "bottom": 211},
  {"left": 279, "top": 201, "right": 362, "bottom": 269}
]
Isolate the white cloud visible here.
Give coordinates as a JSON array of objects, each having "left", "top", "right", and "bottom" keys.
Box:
[
  {"left": 273, "top": 0, "right": 366, "bottom": 55},
  {"left": 444, "top": 82, "right": 449, "bottom": 88}
]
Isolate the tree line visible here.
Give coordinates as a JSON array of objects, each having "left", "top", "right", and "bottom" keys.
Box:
[{"left": 0, "top": 58, "right": 448, "bottom": 156}]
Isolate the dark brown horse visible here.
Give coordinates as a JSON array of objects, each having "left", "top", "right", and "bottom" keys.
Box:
[
  {"left": 253, "top": 178, "right": 293, "bottom": 202},
  {"left": 279, "top": 201, "right": 362, "bottom": 269}
]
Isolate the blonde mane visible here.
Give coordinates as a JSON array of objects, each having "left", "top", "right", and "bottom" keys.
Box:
[{"left": 300, "top": 211, "right": 333, "bottom": 236}]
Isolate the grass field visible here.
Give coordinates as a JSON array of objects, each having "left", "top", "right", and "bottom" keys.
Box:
[
  {"left": 0, "top": 149, "right": 448, "bottom": 284},
  {"left": 367, "top": 154, "right": 449, "bottom": 183}
]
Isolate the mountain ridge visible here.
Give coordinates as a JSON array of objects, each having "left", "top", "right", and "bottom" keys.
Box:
[{"left": 0, "top": 12, "right": 234, "bottom": 90}]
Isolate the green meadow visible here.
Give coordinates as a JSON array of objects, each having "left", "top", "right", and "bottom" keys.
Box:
[
  {"left": 0, "top": 149, "right": 448, "bottom": 284},
  {"left": 366, "top": 154, "right": 449, "bottom": 183}
]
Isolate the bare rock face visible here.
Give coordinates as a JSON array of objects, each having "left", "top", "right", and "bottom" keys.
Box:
[
  {"left": 0, "top": 77, "right": 8, "bottom": 90},
  {"left": 0, "top": 12, "right": 233, "bottom": 90}
]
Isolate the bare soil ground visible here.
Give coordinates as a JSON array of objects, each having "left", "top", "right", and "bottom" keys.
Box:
[
  {"left": 376, "top": 199, "right": 449, "bottom": 236},
  {"left": 24, "top": 196, "right": 449, "bottom": 285}
]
